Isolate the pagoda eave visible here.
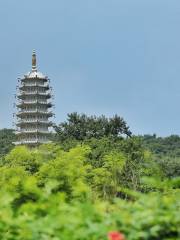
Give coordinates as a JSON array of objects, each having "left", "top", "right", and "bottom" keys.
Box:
[
  {"left": 16, "top": 121, "right": 53, "bottom": 127},
  {"left": 16, "top": 102, "right": 53, "bottom": 108},
  {"left": 14, "top": 140, "right": 52, "bottom": 146},
  {"left": 17, "top": 93, "right": 51, "bottom": 99},
  {"left": 15, "top": 131, "right": 51, "bottom": 135},
  {"left": 19, "top": 86, "right": 50, "bottom": 91},
  {"left": 17, "top": 112, "right": 53, "bottom": 117}
]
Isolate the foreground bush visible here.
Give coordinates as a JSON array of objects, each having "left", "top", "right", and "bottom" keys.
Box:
[
  {"left": 0, "top": 186, "right": 179, "bottom": 239},
  {"left": 0, "top": 144, "right": 179, "bottom": 239}
]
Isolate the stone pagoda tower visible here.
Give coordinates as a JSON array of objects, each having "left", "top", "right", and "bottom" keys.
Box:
[{"left": 14, "top": 51, "right": 53, "bottom": 146}]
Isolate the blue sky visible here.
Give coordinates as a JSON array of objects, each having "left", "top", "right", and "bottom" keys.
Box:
[{"left": 0, "top": 0, "right": 180, "bottom": 136}]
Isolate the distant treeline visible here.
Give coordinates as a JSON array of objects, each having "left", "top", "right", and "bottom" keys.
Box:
[
  {"left": 140, "top": 134, "right": 180, "bottom": 157},
  {"left": 1, "top": 116, "right": 180, "bottom": 161}
]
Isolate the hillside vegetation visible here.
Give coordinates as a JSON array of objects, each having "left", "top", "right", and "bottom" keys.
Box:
[{"left": 0, "top": 113, "right": 179, "bottom": 239}]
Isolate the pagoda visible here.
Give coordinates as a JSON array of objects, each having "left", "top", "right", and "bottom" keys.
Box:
[{"left": 14, "top": 51, "right": 53, "bottom": 146}]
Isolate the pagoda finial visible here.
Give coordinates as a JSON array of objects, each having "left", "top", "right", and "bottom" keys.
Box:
[{"left": 32, "top": 50, "right": 37, "bottom": 72}]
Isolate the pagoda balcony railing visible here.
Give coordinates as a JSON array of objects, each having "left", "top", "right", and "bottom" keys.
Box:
[
  {"left": 17, "top": 100, "right": 52, "bottom": 106},
  {"left": 14, "top": 139, "right": 51, "bottom": 145},
  {"left": 22, "top": 75, "right": 49, "bottom": 80},
  {"left": 19, "top": 83, "right": 49, "bottom": 87},
  {"left": 17, "top": 112, "right": 53, "bottom": 119},
  {"left": 17, "top": 119, "right": 52, "bottom": 123},
  {"left": 17, "top": 100, "right": 50, "bottom": 104},
  {"left": 17, "top": 110, "right": 53, "bottom": 115},
  {"left": 18, "top": 109, "right": 48, "bottom": 113},
  {"left": 15, "top": 130, "right": 50, "bottom": 134},
  {"left": 16, "top": 120, "right": 53, "bottom": 126},
  {"left": 18, "top": 90, "right": 51, "bottom": 96}
]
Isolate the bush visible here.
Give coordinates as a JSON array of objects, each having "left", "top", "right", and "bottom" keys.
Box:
[{"left": 0, "top": 143, "right": 179, "bottom": 239}]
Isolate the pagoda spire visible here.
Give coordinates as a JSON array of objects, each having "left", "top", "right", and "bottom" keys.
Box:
[{"left": 32, "top": 50, "right": 37, "bottom": 72}]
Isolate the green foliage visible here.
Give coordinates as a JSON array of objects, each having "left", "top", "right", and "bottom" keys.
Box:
[
  {"left": 0, "top": 114, "right": 179, "bottom": 239},
  {"left": 0, "top": 142, "right": 179, "bottom": 239},
  {"left": 54, "top": 112, "right": 132, "bottom": 142},
  {"left": 37, "top": 145, "right": 92, "bottom": 200},
  {"left": 0, "top": 176, "right": 179, "bottom": 239},
  {"left": 0, "top": 128, "right": 16, "bottom": 159},
  {"left": 89, "top": 151, "right": 126, "bottom": 199},
  {"left": 141, "top": 134, "right": 180, "bottom": 157},
  {"left": 111, "top": 190, "right": 180, "bottom": 240},
  {"left": 140, "top": 134, "right": 180, "bottom": 178},
  {"left": 5, "top": 146, "right": 39, "bottom": 173}
]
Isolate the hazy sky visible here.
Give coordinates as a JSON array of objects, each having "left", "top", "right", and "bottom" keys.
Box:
[{"left": 0, "top": 0, "right": 180, "bottom": 136}]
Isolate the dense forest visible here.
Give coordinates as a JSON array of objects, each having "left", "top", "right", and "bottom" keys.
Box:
[{"left": 0, "top": 113, "right": 179, "bottom": 239}]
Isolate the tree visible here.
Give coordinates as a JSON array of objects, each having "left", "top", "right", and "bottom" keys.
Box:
[
  {"left": 0, "top": 129, "right": 16, "bottom": 158},
  {"left": 89, "top": 151, "right": 126, "bottom": 199},
  {"left": 54, "top": 112, "right": 132, "bottom": 142},
  {"left": 140, "top": 134, "right": 180, "bottom": 178}
]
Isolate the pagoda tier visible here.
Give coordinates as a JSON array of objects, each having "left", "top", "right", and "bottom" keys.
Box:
[
  {"left": 17, "top": 92, "right": 52, "bottom": 99},
  {"left": 14, "top": 51, "right": 54, "bottom": 146},
  {"left": 16, "top": 130, "right": 50, "bottom": 135},
  {"left": 16, "top": 101, "right": 53, "bottom": 108},
  {"left": 16, "top": 110, "right": 53, "bottom": 117},
  {"left": 19, "top": 87, "right": 50, "bottom": 93},
  {"left": 19, "top": 84, "right": 50, "bottom": 91},
  {"left": 16, "top": 121, "right": 52, "bottom": 127},
  {"left": 15, "top": 139, "right": 50, "bottom": 145},
  {"left": 20, "top": 79, "right": 48, "bottom": 86}
]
